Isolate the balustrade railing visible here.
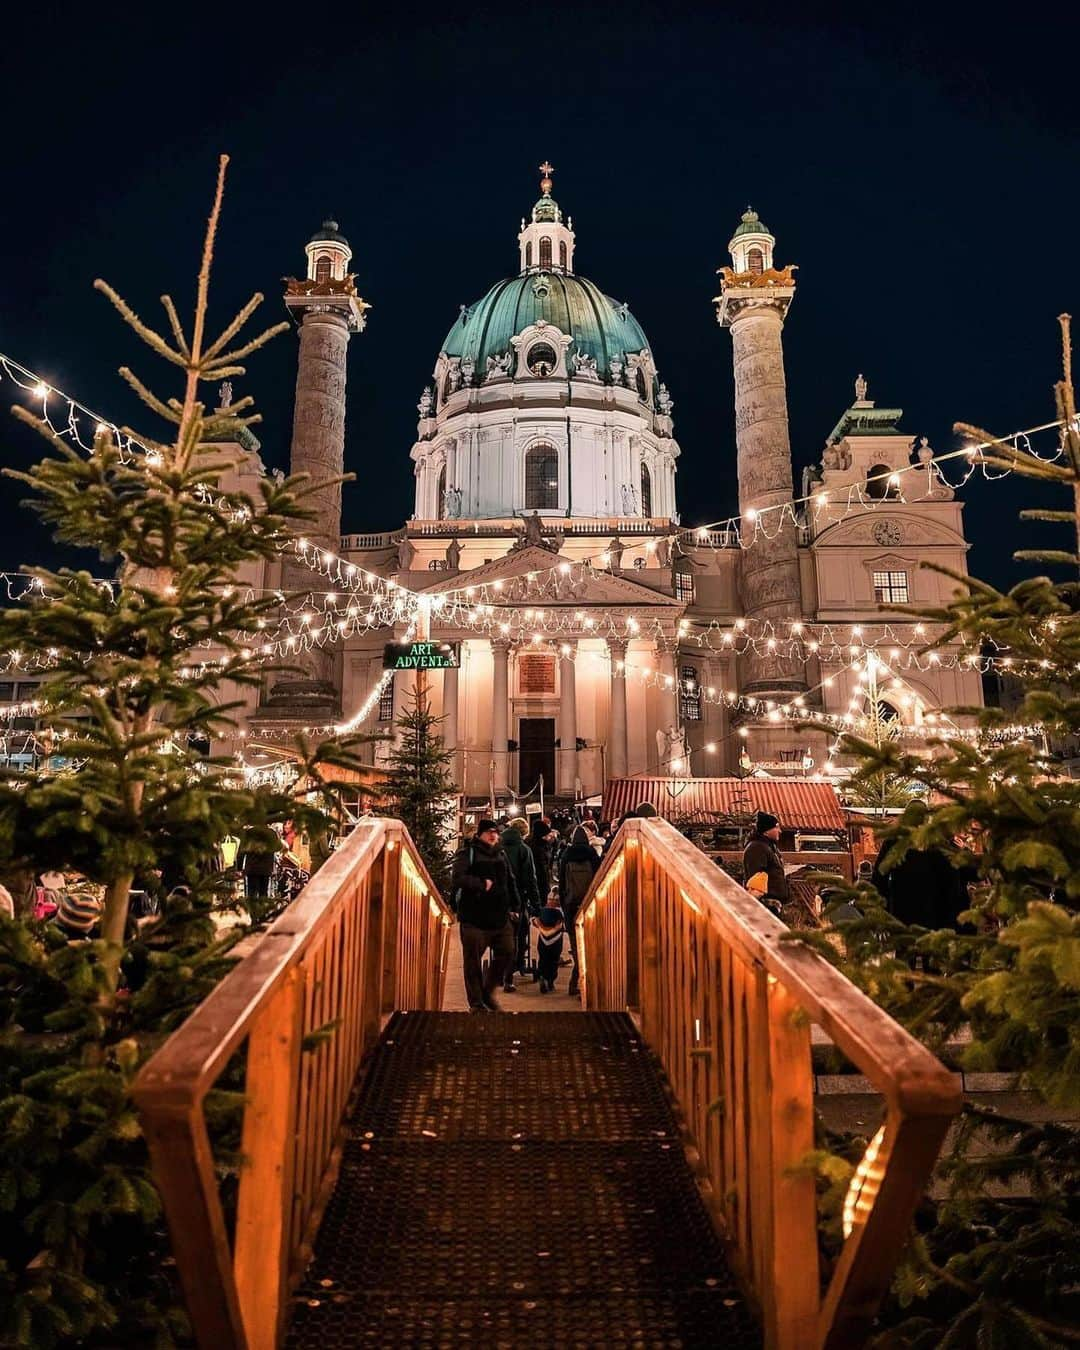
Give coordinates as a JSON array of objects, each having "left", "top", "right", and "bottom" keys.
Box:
[
  {"left": 578, "top": 817, "right": 961, "bottom": 1350},
  {"left": 133, "top": 818, "right": 453, "bottom": 1350}
]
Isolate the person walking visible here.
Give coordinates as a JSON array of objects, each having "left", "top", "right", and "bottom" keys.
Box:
[
  {"left": 870, "top": 843, "right": 973, "bottom": 931},
  {"left": 500, "top": 817, "right": 541, "bottom": 991},
  {"left": 451, "top": 819, "right": 520, "bottom": 1012},
  {"left": 742, "top": 812, "right": 789, "bottom": 915},
  {"left": 532, "top": 898, "right": 566, "bottom": 993},
  {"left": 559, "top": 824, "right": 601, "bottom": 997},
  {"left": 527, "top": 815, "right": 558, "bottom": 897}
]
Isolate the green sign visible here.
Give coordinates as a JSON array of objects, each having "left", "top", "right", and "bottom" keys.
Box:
[{"left": 383, "top": 641, "right": 460, "bottom": 671}]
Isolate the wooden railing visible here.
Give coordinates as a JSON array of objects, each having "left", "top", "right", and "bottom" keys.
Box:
[
  {"left": 133, "top": 819, "right": 453, "bottom": 1350},
  {"left": 577, "top": 818, "right": 961, "bottom": 1350}
]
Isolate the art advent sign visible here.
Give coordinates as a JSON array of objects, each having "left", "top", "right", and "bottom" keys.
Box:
[{"left": 383, "top": 641, "right": 461, "bottom": 671}]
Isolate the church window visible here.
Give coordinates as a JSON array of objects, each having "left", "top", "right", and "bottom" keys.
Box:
[
  {"left": 378, "top": 683, "right": 394, "bottom": 721},
  {"left": 525, "top": 241, "right": 533, "bottom": 268},
  {"left": 525, "top": 444, "right": 559, "bottom": 509},
  {"left": 635, "top": 367, "right": 649, "bottom": 402},
  {"left": 876, "top": 700, "right": 900, "bottom": 723},
  {"left": 680, "top": 666, "right": 702, "bottom": 721},
  {"left": 436, "top": 466, "right": 446, "bottom": 519},
  {"left": 526, "top": 343, "right": 558, "bottom": 376},
  {"left": 674, "top": 569, "right": 695, "bottom": 603},
  {"left": 872, "top": 570, "right": 909, "bottom": 604},
  {"left": 428, "top": 559, "right": 448, "bottom": 571},
  {"left": 633, "top": 556, "right": 646, "bottom": 570},
  {"left": 441, "top": 375, "right": 452, "bottom": 404},
  {"left": 559, "top": 240, "right": 567, "bottom": 269},
  {"left": 866, "top": 463, "right": 899, "bottom": 499},
  {"left": 314, "top": 255, "right": 332, "bottom": 283},
  {"left": 747, "top": 247, "right": 764, "bottom": 275},
  {"left": 539, "top": 236, "right": 552, "bottom": 269},
  {"left": 640, "top": 462, "right": 652, "bottom": 516}
]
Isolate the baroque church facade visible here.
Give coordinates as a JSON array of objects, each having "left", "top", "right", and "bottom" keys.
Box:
[{"left": 231, "top": 167, "right": 982, "bottom": 804}]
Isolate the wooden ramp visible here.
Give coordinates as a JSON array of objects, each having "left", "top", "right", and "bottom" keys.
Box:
[{"left": 285, "top": 1011, "right": 760, "bottom": 1350}]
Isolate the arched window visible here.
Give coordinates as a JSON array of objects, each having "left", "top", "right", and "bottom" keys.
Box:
[
  {"left": 539, "top": 236, "right": 552, "bottom": 269},
  {"left": 315, "top": 255, "right": 332, "bottom": 284},
  {"left": 640, "top": 462, "right": 652, "bottom": 516},
  {"left": 526, "top": 342, "right": 558, "bottom": 376},
  {"left": 747, "top": 247, "right": 764, "bottom": 275},
  {"left": 559, "top": 240, "right": 567, "bottom": 269},
  {"left": 635, "top": 367, "right": 649, "bottom": 402},
  {"left": 436, "top": 466, "right": 446, "bottom": 519},
  {"left": 525, "top": 241, "right": 533, "bottom": 268},
  {"left": 525, "top": 444, "right": 559, "bottom": 510},
  {"left": 866, "top": 463, "right": 899, "bottom": 500},
  {"left": 876, "top": 700, "right": 900, "bottom": 723}
]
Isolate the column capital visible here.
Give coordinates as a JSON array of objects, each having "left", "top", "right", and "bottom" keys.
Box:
[
  {"left": 491, "top": 635, "right": 512, "bottom": 654},
  {"left": 607, "top": 636, "right": 628, "bottom": 659}
]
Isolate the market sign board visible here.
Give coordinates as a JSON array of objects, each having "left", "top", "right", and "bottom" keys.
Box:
[{"left": 382, "top": 641, "right": 461, "bottom": 671}]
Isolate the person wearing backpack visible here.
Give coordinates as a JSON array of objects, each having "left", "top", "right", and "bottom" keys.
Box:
[
  {"left": 559, "top": 825, "right": 600, "bottom": 997},
  {"left": 450, "top": 819, "right": 520, "bottom": 1012}
]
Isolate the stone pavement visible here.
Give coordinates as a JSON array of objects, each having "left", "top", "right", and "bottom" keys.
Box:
[{"left": 442, "top": 921, "right": 582, "bottom": 1012}]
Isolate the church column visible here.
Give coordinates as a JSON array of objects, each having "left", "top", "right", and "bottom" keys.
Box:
[
  {"left": 491, "top": 638, "right": 510, "bottom": 791},
  {"left": 442, "top": 662, "right": 459, "bottom": 786},
  {"left": 716, "top": 211, "right": 805, "bottom": 699},
  {"left": 607, "top": 638, "right": 628, "bottom": 780},
  {"left": 656, "top": 641, "right": 680, "bottom": 740},
  {"left": 558, "top": 641, "right": 578, "bottom": 794}
]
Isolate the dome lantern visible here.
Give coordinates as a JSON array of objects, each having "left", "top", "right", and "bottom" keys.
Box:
[
  {"left": 727, "top": 206, "right": 775, "bottom": 275},
  {"left": 518, "top": 161, "right": 576, "bottom": 275},
  {"left": 304, "top": 218, "right": 352, "bottom": 285}
]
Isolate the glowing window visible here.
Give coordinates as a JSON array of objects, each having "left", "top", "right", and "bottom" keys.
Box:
[
  {"left": 526, "top": 343, "right": 558, "bottom": 376},
  {"left": 559, "top": 240, "right": 567, "bottom": 268},
  {"left": 674, "top": 570, "right": 695, "bottom": 603},
  {"left": 314, "top": 255, "right": 332, "bottom": 283},
  {"left": 539, "top": 237, "right": 552, "bottom": 269},
  {"left": 525, "top": 241, "right": 533, "bottom": 268},
  {"left": 378, "top": 684, "right": 394, "bottom": 721},
  {"left": 747, "top": 247, "right": 764, "bottom": 275},
  {"left": 680, "top": 666, "right": 702, "bottom": 721},
  {"left": 872, "top": 571, "right": 909, "bottom": 604},
  {"left": 640, "top": 462, "right": 652, "bottom": 516}
]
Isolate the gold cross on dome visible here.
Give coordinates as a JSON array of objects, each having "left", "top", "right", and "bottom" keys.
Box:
[{"left": 539, "top": 161, "right": 554, "bottom": 178}]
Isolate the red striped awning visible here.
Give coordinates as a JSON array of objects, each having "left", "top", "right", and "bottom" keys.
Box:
[{"left": 602, "top": 778, "right": 846, "bottom": 833}]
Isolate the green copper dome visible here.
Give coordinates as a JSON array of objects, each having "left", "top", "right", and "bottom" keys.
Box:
[
  {"left": 732, "top": 208, "right": 773, "bottom": 239},
  {"left": 441, "top": 272, "right": 652, "bottom": 382}
]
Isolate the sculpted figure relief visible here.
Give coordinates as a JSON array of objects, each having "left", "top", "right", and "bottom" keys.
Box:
[
  {"left": 417, "top": 385, "right": 434, "bottom": 417},
  {"left": 620, "top": 483, "right": 637, "bottom": 515},
  {"left": 572, "top": 351, "right": 599, "bottom": 379},
  {"left": 485, "top": 352, "right": 512, "bottom": 381}
]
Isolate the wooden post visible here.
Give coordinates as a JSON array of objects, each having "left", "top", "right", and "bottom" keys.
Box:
[
  {"left": 140, "top": 1110, "right": 248, "bottom": 1350},
  {"left": 360, "top": 838, "right": 386, "bottom": 1052},
  {"left": 234, "top": 966, "right": 304, "bottom": 1350},
  {"left": 764, "top": 978, "right": 818, "bottom": 1350},
  {"left": 380, "top": 834, "right": 402, "bottom": 1015},
  {"left": 624, "top": 834, "right": 641, "bottom": 1010},
  {"left": 638, "top": 843, "right": 660, "bottom": 1041}
]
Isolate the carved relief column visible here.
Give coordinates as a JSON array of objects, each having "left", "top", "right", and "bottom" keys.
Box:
[
  {"left": 716, "top": 223, "right": 806, "bottom": 699},
  {"left": 607, "top": 638, "right": 628, "bottom": 780},
  {"left": 558, "top": 641, "right": 578, "bottom": 794},
  {"left": 442, "top": 662, "right": 459, "bottom": 786},
  {"left": 491, "top": 638, "right": 510, "bottom": 791}
]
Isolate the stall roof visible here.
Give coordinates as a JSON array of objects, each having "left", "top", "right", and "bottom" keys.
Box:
[{"left": 603, "top": 778, "right": 847, "bottom": 833}]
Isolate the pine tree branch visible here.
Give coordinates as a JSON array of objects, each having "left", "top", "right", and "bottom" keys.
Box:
[
  {"left": 159, "top": 294, "right": 190, "bottom": 358},
  {"left": 92, "top": 281, "right": 186, "bottom": 368}
]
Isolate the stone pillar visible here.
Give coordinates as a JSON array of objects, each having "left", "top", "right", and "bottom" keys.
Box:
[
  {"left": 656, "top": 642, "right": 680, "bottom": 735},
  {"left": 726, "top": 303, "right": 806, "bottom": 697},
  {"left": 269, "top": 308, "right": 353, "bottom": 712},
  {"left": 558, "top": 642, "right": 578, "bottom": 794},
  {"left": 442, "top": 663, "right": 459, "bottom": 786},
  {"left": 491, "top": 638, "right": 510, "bottom": 791},
  {"left": 607, "top": 638, "right": 628, "bottom": 780}
]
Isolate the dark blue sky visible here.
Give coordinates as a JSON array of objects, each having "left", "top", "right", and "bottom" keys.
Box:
[{"left": 2, "top": 1, "right": 1077, "bottom": 586}]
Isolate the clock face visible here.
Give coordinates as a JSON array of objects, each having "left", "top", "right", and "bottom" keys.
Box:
[{"left": 872, "top": 519, "right": 904, "bottom": 546}]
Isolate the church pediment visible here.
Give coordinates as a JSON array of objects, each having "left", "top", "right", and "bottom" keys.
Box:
[
  {"left": 418, "top": 544, "right": 681, "bottom": 609},
  {"left": 813, "top": 512, "right": 965, "bottom": 550}
]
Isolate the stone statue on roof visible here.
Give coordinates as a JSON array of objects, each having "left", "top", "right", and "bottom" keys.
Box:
[{"left": 855, "top": 373, "right": 868, "bottom": 403}]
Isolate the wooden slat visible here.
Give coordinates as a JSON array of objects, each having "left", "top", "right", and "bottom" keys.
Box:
[{"left": 233, "top": 967, "right": 303, "bottom": 1350}]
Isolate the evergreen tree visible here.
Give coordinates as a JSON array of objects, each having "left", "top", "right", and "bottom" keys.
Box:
[
  {"left": 0, "top": 156, "right": 366, "bottom": 1346},
  {"left": 803, "top": 318, "right": 1080, "bottom": 1347},
  {"left": 380, "top": 687, "right": 456, "bottom": 895}
]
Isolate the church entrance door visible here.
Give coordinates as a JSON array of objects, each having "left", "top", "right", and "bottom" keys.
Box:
[{"left": 518, "top": 717, "right": 555, "bottom": 796}]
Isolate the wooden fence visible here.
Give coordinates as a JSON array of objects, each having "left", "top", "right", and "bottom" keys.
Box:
[
  {"left": 132, "top": 818, "right": 453, "bottom": 1350},
  {"left": 577, "top": 817, "right": 961, "bottom": 1350}
]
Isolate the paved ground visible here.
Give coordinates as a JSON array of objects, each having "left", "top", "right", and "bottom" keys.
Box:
[
  {"left": 286, "top": 1011, "right": 760, "bottom": 1349},
  {"left": 442, "top": 922, "right": 583, "bottom": 1013}
]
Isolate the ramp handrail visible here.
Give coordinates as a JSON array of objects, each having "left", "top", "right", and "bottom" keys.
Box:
[
  {"left": 133, "top": 818, "right": 454, "bottom": 1350},
  {"left": 577, "top": 817, "right": 961, "bottom": 1350}
]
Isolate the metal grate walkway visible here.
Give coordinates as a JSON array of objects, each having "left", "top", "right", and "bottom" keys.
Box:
[{"left": 286, "top": 1012, "right": 760, "bottom": 1349}]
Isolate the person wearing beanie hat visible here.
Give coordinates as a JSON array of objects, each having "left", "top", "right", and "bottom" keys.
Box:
[
  {"left": 55, "top": 886, "right": 104, "bottom": 938},
  {"left": 450, "top": 820, "right": 521, "bottom": 1011},
  {"left": 742, "top": 811, "right": 788, "bottom": 915},
  {"left": 499, "top": 817, "right": 541, "bottom": 989}
]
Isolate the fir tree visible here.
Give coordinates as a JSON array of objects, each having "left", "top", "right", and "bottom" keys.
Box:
[
  {"left": 380, "top": 687, "right": 456, "bottom": 895},
  {"left": 800, "top": 318, "right": 1080, "bottom": 1347},
  {"left": 0, "top": 156, "right": 366, "bottom": 1346}
]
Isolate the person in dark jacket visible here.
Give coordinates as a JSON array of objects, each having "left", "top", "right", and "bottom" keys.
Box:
[
  {"left": 527, "top": 815, "right": 557, "bottom": 897},
  {"left": 500, "top": 818, "right": 541, "bottom": 990},
  {"left": 742, "top": 812, "right": 789, "bottom": 914},
  {"left": 451, "top": 820, "right": 520, "bottom": 1012},
  {"left": 559, "top": 825, "right": 601, "bottom": 997}
]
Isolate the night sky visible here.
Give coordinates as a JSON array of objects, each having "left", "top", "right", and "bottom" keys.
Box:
[{"left": 2, "top": 2, "right": 1078, "bottom": 587}]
